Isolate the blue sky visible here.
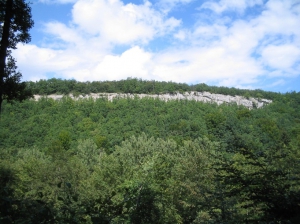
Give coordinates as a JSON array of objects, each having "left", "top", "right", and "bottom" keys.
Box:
[{"left": 13, "top": 0, "right": 300, "bottom": 92}]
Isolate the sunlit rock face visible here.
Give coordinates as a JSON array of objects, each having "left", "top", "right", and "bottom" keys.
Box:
[{"left": 34, "top": 92, "right": 272, "bottom": 109}]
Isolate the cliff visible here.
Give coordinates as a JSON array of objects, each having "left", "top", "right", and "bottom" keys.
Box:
[{"left": 33, "top": 91, "right": 272, "bottom": 109}]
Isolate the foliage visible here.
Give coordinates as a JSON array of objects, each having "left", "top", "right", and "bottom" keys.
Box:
[
  {"left": 26, "top": 77, "right": 282, "bottom": 100},
  {"left": 0, "top": 0, "right": 34, "bottom": 113},
  {"left": 0, "top": 80, "right": 300, "bottom": 223}
]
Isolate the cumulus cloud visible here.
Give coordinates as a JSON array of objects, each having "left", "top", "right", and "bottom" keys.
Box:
[
  {"left": 71, "top": 0, "right": 180, "bottom": 45},
  {"left": 12, "top": 0, "right": 300, "bottom": 91},
  {"left": 152, "top": 46, "right": 262, "bottom": 86},
  {"left": 92, "top": 46, "right": 153, "bottom": 81},
  {"left": 43, "top": 22, "right": 83, "bottom": 46},
  {"left": 200, "top": 0, "right": 264, "bottom": 14},
  {"left": 157, "top": 0, "right": 195, "bottom": 13},
  {"left": 14, "top": 0, "right": 181, "bottom": 81},
  {"left": 14, "top": 44, "right": 81, "bottom": 77},
  {"left": 254, "top": 0, "right": 300, "bottom": 41},
  {"left": 261, "top": 45, "right": 300, "bottom": 71}
]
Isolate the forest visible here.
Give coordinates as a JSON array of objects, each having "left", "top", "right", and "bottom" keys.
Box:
[
  {"left": 26, "top": 77, "right": 279, "bottom": 100},
  {"left": 0, "top": 78, "right": 300, "bottom": 223}
]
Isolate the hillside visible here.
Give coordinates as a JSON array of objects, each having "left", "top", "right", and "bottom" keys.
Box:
[
  {"left": 33, "top": 91, "right": 272, "bottom": 109},
  {"left": 26, "top": 78, "right": 279, "bottom": 99},
  {"left": 1, "top": 79, "right": 300, "bottom": 223}
]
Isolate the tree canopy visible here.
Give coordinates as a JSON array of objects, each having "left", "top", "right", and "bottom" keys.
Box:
[
  {"left": 0, "top": 0, "right": 33, "bottom": 113},
  {"left": 0, "top": 83, "right": 300, "bottom": 222}
]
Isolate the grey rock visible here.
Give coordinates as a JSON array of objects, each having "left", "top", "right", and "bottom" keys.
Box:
[{"left": 33, "top": 92, "right": 272, "bottom": 109}]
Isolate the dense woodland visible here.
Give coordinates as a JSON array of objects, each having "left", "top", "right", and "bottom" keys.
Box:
[{"left": 1, "top": 79, "right": 300, "bottom": 223}]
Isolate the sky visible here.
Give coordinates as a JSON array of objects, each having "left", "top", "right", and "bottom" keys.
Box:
[{"left": 12, "top": 0, "right": 300, "bottom": 92}]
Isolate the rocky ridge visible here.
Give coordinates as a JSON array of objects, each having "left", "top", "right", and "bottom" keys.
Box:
[{"left": 33, "top": 91, "right": 272, "bottom": 109}]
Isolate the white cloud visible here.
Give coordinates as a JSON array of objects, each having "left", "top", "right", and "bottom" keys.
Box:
[
  {"left": 268, "top": 79, "right": 285, "bottom": 87},
  {"left": 261, "top": 45, "right": 300, "bottom": 70},
  {"left": 159, "top": 0, "right": 194, "bottom": 4},
  {"left": 174, "top": 30, "right": 188, "bottom": 41},
  {"left": 15, "top": 0, "right": 180, "bottom": 81},
  {"left": 201, "top": 0, "right": 264, "bottom": 14},
  {"left": 14, "top": 44, "right": 80, "bottom": 76},
  {"left": 254, "top": 0, "right": 300, "bottom": 39},
  {"left": 71, "top": 0, "right": 180, "bottom": 45},
  {"left": 222, "top": 21, "right": 261, "bottom": 55},
  {"left": 152, "top": 46, "right": 263, "bottom": 86},
  {"left": 92, "top": 46, "right": 153, "bottom": 81},
  {"left": 12, "top": 0, "right": 300, "bottom": 91},
  {"left": 173, "top": 22, "right": 229, "bottom": 46},
  {"left": 157, "top": 0, "right": 195, "bottom": 13},
  {"left": 43, "top": 22, "right": 83, "bottom": 46}
]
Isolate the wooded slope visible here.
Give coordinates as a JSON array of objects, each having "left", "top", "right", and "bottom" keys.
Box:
[{"left": 0, "top": 79, "right": 300, "bottom": 223}]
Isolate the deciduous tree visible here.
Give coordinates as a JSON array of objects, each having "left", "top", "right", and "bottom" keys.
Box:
[{"left": 0, "top": 0, "right": 33, "bottom": 113}]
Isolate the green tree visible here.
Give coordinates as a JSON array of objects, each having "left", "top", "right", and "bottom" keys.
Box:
[
  {"left": 58, "top": 130, "right": 71, "bottom": 150},
  {"left": 213, "top": 138, "right": 300, "bottom": 223},
  {"left": 0, "top": 0, "right": 34, "bottom": 113}
]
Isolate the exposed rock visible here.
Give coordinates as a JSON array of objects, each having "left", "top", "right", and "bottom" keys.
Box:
[{"left": 33, "top": 91, "right": 272, "bottom": 109}]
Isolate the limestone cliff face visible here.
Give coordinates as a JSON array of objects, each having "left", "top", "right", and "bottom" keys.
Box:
[{"left": 34, "top": 91, "right": 272, "bottom": 109}]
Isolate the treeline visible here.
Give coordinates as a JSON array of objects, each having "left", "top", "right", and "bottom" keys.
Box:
[
  {"left": 1, "top": 82, "right": 300, "bottom": 223},
  {"left": 26, "top": 77, "right": 281, "bottom": 100}
]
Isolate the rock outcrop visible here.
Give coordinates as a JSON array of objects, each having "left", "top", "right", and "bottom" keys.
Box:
[{"left": 33, "top": 91, "right": 272, "bottom": 109}]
